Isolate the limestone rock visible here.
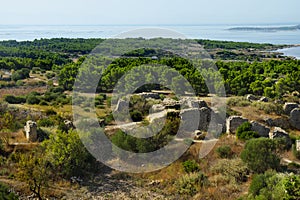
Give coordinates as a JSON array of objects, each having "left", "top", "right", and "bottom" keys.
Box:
[
  {"left": 138, "top": 92, "right": 160, "bottom": 99},
  {"left": 246, "top": 94, "right": 258, "bottom": 101},
  {"left": 290, "top": 108, "right": 300, "bottom": 130},
  {"left": 259, "top": 96, "right": 269, "bottom": 102},
  {"left": 250, "top": 121, "right": 270, "bottom": 137},
  {"left": 114, "top": 99, "right": 127, "bottom": 112},
  {"left": 283, "top": 102, "right": 299, "bottom": 115},
  {"left": 24, "top": 120, "right": 37, "bottom": 142},
  {"left": 269, "top": 127, "right": 289, "bottom": 139},
  {"left": 226, "top": 116, "right": 248, "bottom": 134}
]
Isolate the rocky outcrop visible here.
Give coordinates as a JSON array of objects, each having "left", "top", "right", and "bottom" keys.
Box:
[
  {"left": 64, "top": 120, "right": 75, "bottom": 130},
  {"left": 150, "top": 104, "right": 165, "bottom": 113},
  {"left": 283, "top": 102, "right": 299, "bottom": 115},
  {"left": 198, "top": 107, "right": 211, "bottom": 131},
  {"left": 226, "top": 116, "right": 248, "bottom": 134},
  {"left": 250, "top": 121, "right": 270, "bottom": 137},
  {"left": 246, "top": 94, "right": 258, "bottom": 101},
  {"left": 137, "top": 92, "right": 160, "bottom": 99},
  {"left": 24, "top": 120, "right": 37, "bottom": 142},
  {"left": 114, "top": 99, "right": 127, "bottom": 112},
  {"left": 290, "top": 108, "right": 300, "bottom": 130},
  {"left": 258, "top": 96, "right": 269, "bottom": 102},
  {"left": 269, "top": 127, "right": 290, "bottom": 140}
]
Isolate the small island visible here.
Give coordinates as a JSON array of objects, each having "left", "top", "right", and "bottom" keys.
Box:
[{"left": 228, "top": 24, "right": 300, "bottom": 32}]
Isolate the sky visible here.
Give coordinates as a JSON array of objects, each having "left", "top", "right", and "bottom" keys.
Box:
[{"left": 1, "top": 0, "right": 300, "bottom": 25}]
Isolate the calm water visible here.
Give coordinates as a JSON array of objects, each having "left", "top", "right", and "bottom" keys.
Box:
[
  {"left": 0, "top": 24, "right": 300, "bottom": 58},
  {"left": 276, "top": 46, "right": 300, "bottom": 59}
]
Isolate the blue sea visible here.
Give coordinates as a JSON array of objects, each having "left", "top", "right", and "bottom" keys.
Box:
[{"left": 0, "top": 24, "right": 300, "bottom": 58}]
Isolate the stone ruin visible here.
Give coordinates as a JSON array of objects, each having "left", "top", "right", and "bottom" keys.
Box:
[
  {"left": 296, "top": 140, "right": 300, "bottom": 151},
  {"left": 289, "top": 108, "right": 300, "bottom": 130},
  {"left": 283, "top": 102, "right": 299, "bottom": 115},
  {"left": 24, "top": 120, "right": 37, "bottom": 142},
  {"left": 250, "top": 121, "right": 270, "bottom": 137},
  {"left": 226, "top": 116, "right": 248, "bottom": 134}
]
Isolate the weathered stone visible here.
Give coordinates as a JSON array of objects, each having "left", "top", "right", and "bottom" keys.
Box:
[
  {"left": 269, "top": 127, "right": 289, "bottom": 139},
  {"left": 137, "top": 92, "right": 160, "bottom": 99},
  {"left": 198, "top": 107, "right": 211, "bottom": 131},
  {"left": 250, "top": 121, "right": 270, "bottom": 137},
  {"left": 290, "top": 108, "right": 300, "bottom": 130},
  {"left": 259, "top": 96, "right": 269, "bottom": 102},
  {"left": 194, "top": 130, "right": 206, "bottom": 140},
  {"left": 264, "top": 118, "right": 274, "bottom": 126},
  {"left": 296, "top": 140, "right": 300, "bottom": 151},
  {"left": 180, "top": 108, "right": 200, "bottom": 132},
  {"left": 246, "top": 94, "right": 258, "bottom": 101},
  {"left": 114, "top": 99, "right": 127, "bottom": 112},
  {"left": 64, "top": 120, "right": 75, "bottom": 130},
  {"left": 226, "top": 116, "right": 248, "bottom": 134},
  {"left": 163, "top": 98, "right": 180, "bottom": 109},
  {"left": 24, "top": 120, "right": 37, "bottom": 142},
  {"left": 283, "top": 102, "right": 299, "bottom": 115},
  {"left": 150, "top": 104, "right": 165, "bottom": 113}
]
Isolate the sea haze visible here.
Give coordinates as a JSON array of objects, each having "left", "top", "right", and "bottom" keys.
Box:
[{"left": 0, "top": 24, "right": 300, "bottom": 45}]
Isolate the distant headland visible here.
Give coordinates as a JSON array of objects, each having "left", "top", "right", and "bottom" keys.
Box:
[{"left": 228, "top": 24, "right": 300, "bottom": 32}]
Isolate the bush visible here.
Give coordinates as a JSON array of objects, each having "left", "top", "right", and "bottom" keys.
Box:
[
  {"left": 227, "top": 97, "right": 251, "bottom": 107},
  {"left": 252, "top": 102, "right": 283, "bottom": 115},
  {"left": 45, "top": 109, "right": 57, "bottom": 116},
  {"left": 176, "top": 172, "right": 208, "bottom": 196},
  {"left": 182, "top": 160, "right": 200, "bottom": 173},
  {"left": 216, "top": 145, "right": 233, "bottom": 158},
  {"left": 37, "top": 118, "right": 55, "bottom": 127},
  {"left": 241, "top": 138, "right": 282, "bottom": 173},
  {"left": 0, "top": 182, "right": 18, "bottom": 199},
  {"left": 236, "top": 122, "right": 259, "bottom": 141},
  {"left": 4, "top": 95, "right": 26, "bottom": 104},
  {"left": 130, "top": 110, "right": 143, "bottom": 122},
  {"left": 26, "top": 94, "right": 40, "bottom": 105}
]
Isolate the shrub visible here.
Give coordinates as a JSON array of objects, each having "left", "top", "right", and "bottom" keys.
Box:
[
  {"left": 252, "top": 102, "right": 283, "bottom": 115},
  {"left": 176, "top": 172, "right": 208, "bottom": 196},
  {"left": 0, "top": 182, "right": 18, "bottom": 200},
  {"left": 236, "top": 122, "right": 259, "bottom": 141},
  {"left": 216, "top": 145, "right": 233, "bottom": 158},
  {"left": 130, "top": 110, "right": 143, "bottom": 122},
  {"left": 211, "top": 158, "right": 248, "bottom": 183},
  {"left": 37, "top": 118, "right": 55, "bottom": 127},
  {"left": 227, "top": 97, "right": 251, "bottom": 107},
  {"left": 182, "top": 160, "right": 200, "bottom": 173},
  {"left": 4, "top": 95, "right": 26, "bottom": 104},
  {"left": 241, "top": 138, "right": 282, "bottom": 173},
  {"left": 45, "top": 109, "right": 57, "bottom": 116},
  {"left": 26, "top": 94, "right": 40, "bottom": 105}
]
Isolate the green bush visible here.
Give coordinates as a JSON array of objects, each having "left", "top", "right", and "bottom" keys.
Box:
[
  {"left": 130, "top": 110, "right": 143, "bottom": 122},
  {"left": 26, "top": 94, "right": 40, "bottom": 105},
  {"left": 241, "top": 138, "right": 282, "bottom": 173},
  {"left": 0, "top": 182, "right": 18, "bottom": 200},
  {"left": 37, "top": 118, "right": 55, "bottom": 127},
  {"left": 182, "top": 160, "right": 200, "bottom": 173},
  {"left": 216, "top": 145, "right": 233, "bottom": 158},
  {"left": 252, "top": 102, "right": 283, "bottom": 115},
  {"left": 227, "top": 97, "right": 251, "bottom": 107},
  {"left": 176, "top": 172, "right": 208, "bottom": 196},
  {"left": 236, "top": 122, "right": 259, "bottom": 141},
  {"left": 4, "top": 95, "right": 26, "bottom": 104}
]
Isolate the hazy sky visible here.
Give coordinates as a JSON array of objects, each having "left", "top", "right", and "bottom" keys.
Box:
[{"left": 1, "top": 0, "right": 300, "bottom": 25}]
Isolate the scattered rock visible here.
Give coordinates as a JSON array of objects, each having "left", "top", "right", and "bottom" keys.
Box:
[
  {"left": 296, "top": 140, "right": 300, "bottom": 151},
  {"left": 283, "top": 102, "right": 299, "bottom": 115},
  {"left": 259, "top": 96, "right": 269, "bottom": 102},
  {"left": 264, "top": 118, "right": 274, "bottom": 126},
  {"left": 269, "top": 127, "right": 290, "bottom": 140},
  {"left": 226, "top": 116, "right": 248, "bottom": 134},
  {"left": 194, "top": 130, "right": 206, "bottom": 140},
  {"left": 24, "top": 120, "right": 37, "bottom": 142},
  {"left": 198, "top": 107, "right": 211, "bottom": 131},
  {"left": 290, "top": 108, "right": 300, "bottom": 130},
  {"left": 137, "top": 92, "right": 160, "bottom": 99},
  {"left": 115, "top": 99, "right": 127, "bottom": 112},
  {"left": 150, "top": 104, "right": 165, "bottom": 113},
  {"left": 250, "top": 121, "right": 270, "bottom": 137},
  {"left": 246, "top": 94, "right": 258, "bottom": 101},
  {"left": 64, "top": 120, "right": 75, "bottom": 130}
]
